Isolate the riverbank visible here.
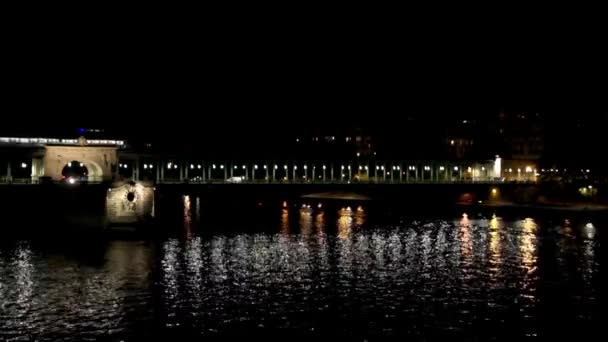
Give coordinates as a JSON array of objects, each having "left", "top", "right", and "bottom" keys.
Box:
[{"left": 457, "top": 199, "right": 608, "bottom": 219}]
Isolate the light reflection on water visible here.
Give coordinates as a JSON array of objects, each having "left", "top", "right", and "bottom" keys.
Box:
[{"left": 0, "top": 205, "right": 601, "bottom": 339}]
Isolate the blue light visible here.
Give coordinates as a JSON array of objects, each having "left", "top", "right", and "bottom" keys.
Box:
[{"left": 78, "top": 128, "right": 86, "bottom": 133}]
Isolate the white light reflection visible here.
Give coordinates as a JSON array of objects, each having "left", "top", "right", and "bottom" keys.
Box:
[
  {"left": 280, "top": 208, "right": 290, "bottom": 234},
  {"left": 580, "top": 222, "right": 597, "bottom": 290},
  {"left": 488, "top": 214, "right": 502, "bottom": 279},
  {"left": 210, "top": 237, "right": 228, "bottom": 284},
  {"left": 459, "top": 213, "right": 473, "bottom": 265},
  {"left": 337, "top": 210, "right": 353, "bottom": 240},
  {"left": 183, "top": 195, "right": 193, "bottom": 239},
  {"left": 15, "top": 243, "right": 34, "bottom": 321},
  {"left": 314, "top": 211, "right": 325, "bottom": 233},
  {"left": 161, "top": 239, "right": 181, "bottom": 325},
  {"left": 520, "top": 218, "right": 538, "bottom": 273},
  {"left": 517, "top": 217, "right": 539, "bottom": 317},
  {"left": 299, "top": 207, "right": 313, "bottom": 236},
  {"left": 583, "top": 222, "right": 595, "bottom": 240},
  {"left": 336, "top": 209, "right": 354, "bottom": 281},
  {"left": 195, "top": 196, "right": 201, "bottom": 221}
]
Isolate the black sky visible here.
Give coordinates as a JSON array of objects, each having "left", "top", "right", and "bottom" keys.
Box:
[{"left": 3, "top": 15, "right": 606, "bottom": 137}]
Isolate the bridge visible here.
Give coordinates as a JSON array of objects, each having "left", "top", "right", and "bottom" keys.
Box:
[{"left": 0, "top": 136, "right": 538, "bottom": 184}]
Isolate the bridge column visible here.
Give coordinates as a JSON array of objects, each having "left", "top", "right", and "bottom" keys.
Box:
[
  {"left": 292, "top": 165, "right": 296, "bottom": 183},
  {"left": 6, "top": 162, "right": 11, "bottom": 182},
  {"left": 322, "top": 165, "right": 326, "bottom": 182},
  {"left": 134, "top": 159, "right": 140, "bottom": 181},
  {"left": 330, "top": 164, "right": 334, "bottom": 182},
  {"left": 399, "top": 163, "right": 403, "bottom": 183},
  {"left": 382, "top": 165, "right": 386, "bottom": 182},
  {"left": 283, "top": 164, "right": 288, "bottom": 181},
  {"left": 406, "top": 164, "right": 409, "bottom": 182},
  {"left": 348, "top": 165, "right": 352, "bottom": 181},
  {"left": 430, "top": 164, "right": 434, "bottom": 182},
  {"left": 415, "top": 165, "right": 418, "bottom": 182},
  {"left": 311, "top": 165, "right": 315, "bottom": 182},
  {"left": 31, "top": 158, "right": 44, "bottom": 182},
  {"left": 245, "top": 164, "right": 249, "bottom": 181},
  {"left": 156, "top": 161, "right": 160, "bottom": 182},
  {"left": 184, "top": 163, "right": 189, "bottom": 181},
  {"left": 160, "top": 161, "right": 165, "bottom": 182}
]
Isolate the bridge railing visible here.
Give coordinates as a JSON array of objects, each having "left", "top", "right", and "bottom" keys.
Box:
[
  {"left": 0, "top": 178, "right": 107, "bottom": 185},
  {"left": 0, "top": 177, "right": 534, "bottom": 185},
  {"left": 153, "top": 178, "right": 524, "bottom": 185}
]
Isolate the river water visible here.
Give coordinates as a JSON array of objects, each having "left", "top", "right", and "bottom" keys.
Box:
[{"left": 0, "top": 196, "right": 601, "bottom": 340}]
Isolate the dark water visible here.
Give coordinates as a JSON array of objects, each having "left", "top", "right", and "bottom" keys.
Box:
[{"left": 0, "top": 197, "right": 601, "bottom": 340}]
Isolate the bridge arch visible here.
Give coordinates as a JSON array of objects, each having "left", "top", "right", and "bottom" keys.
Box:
[
  {"left": 60, "top": 159, "right": 105, "bottom": 182},
  {"left": 43, "top": 145, "right": 118, "bottom": 181}
]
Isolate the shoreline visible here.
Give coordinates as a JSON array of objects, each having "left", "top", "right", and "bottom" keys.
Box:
[{"left": 459, "top": 200, "right": 608, "bottom": 213}]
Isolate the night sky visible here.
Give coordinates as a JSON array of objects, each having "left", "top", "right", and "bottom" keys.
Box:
[{"left": 3, "top": 19, "right": 606, "bottom": 148}]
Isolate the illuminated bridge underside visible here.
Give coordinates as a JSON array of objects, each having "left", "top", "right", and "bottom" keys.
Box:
[{"left": 44, "top": 146, "right": 118, "bottom": 181}]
